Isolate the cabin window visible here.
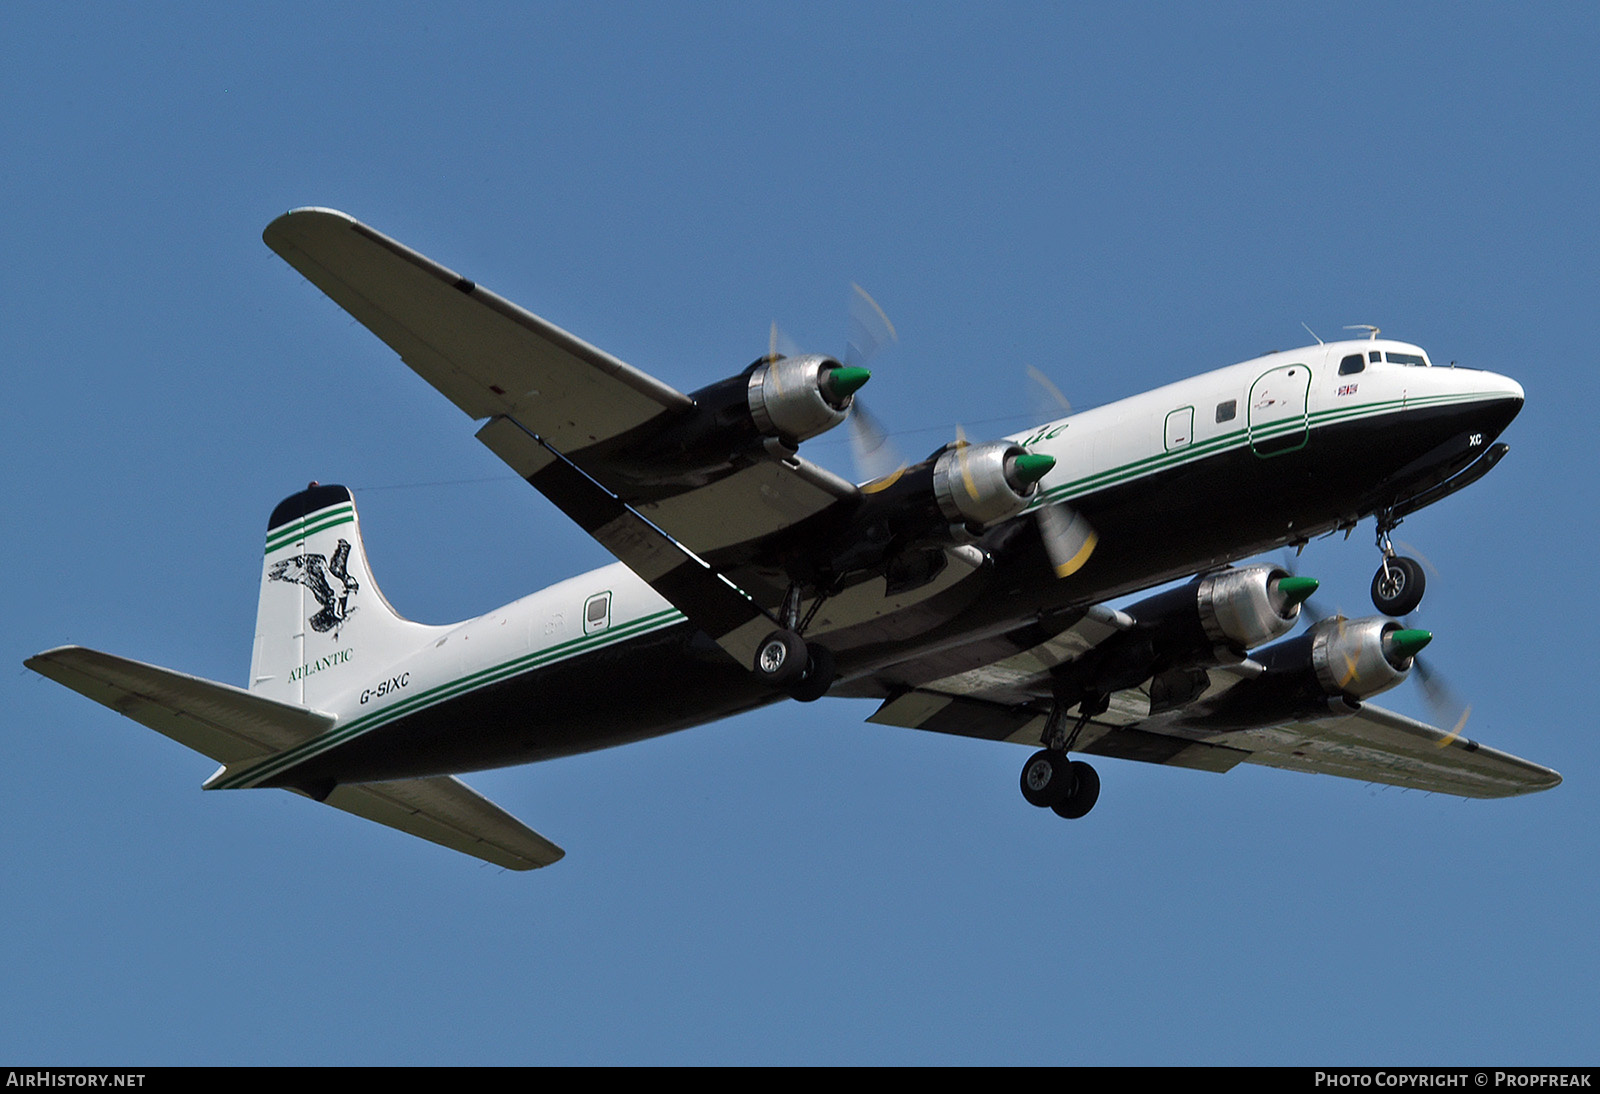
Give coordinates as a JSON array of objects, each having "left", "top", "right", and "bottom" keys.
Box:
[
  {"left": 1215, "top": 399, "right": 1237, "bottom": 423},
  {"left": 583, "top": 591, "right": 612, "bottom": 635},
  {"left": 1339, "top": 354, "right": 1365, "bottom": 375}
]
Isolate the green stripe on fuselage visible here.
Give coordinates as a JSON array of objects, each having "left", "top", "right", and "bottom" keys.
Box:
[
  {"left": 216, "top": 606, "right": 687, "bottom": 789},
  {"left": 1030, "top": 392, "right": 1484, "bottom": 510}
]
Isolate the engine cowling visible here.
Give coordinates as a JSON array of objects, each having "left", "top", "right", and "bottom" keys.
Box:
[
  {"left": 746, "top": 354, "right": 866, "bottom": 444},
  {"left": 1196, "top": 564, "right": 1314, "bottom": 651},
  {"left": 1116, "top": 564, "right": 1317, "bottom": 675},
  {"left": 632, "top": 355, "right": 870, "bottom": 482},
  {"left": 931, "top": 441, "right": 1053, "bottom": 527},
  {"left": 1309, "top": 616, "right": 1430, "bottom": 701}
]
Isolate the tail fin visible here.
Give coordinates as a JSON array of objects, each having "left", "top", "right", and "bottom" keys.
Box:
[{"left": 249, "top": 483, "right": 441, "bottom": 708}]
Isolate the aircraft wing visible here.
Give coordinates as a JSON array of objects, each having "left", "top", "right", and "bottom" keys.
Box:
[
  {"left": 263, "top": 208, "right": 691, "bottom": 454},
  {"left": 858, "top": 623, "right": 1560, "bottom": 799},
  {"left": 26, "top": 646, "right": 564, "bottom": 870},
  {"left": 264, "top": 208, "right": 857, "bottom": 571},
  {"left": 870, "top": 686, "right": 1558, "bottom": 798}
]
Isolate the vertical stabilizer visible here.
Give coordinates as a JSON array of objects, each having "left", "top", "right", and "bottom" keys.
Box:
[{"left": 249, "top": 484, "right": 442, "bottom": 708}]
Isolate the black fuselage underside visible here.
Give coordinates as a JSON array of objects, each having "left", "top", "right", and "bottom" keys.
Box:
[{"left": 271, "top": 395, "right": 1519, "bottom": 786}]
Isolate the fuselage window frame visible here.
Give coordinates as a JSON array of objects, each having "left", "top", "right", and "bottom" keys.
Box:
[{"left": 583, "top": 591, "right": 612, "bottom": 635}]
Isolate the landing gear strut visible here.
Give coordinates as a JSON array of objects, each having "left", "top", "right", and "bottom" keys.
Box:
[
  {"left": 1370, "top": 515, "right": 1425, "bottom": 616},
  {"left": 1018, "top": 697, "right": 1102, "bottom": 819}
]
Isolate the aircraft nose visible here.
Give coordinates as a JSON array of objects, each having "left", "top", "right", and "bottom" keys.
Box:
[
  {"left": 1472, "top": 371, "right": 1524, "bottom": 438},
  {"left": 1488, "top": 372, "right": 1525, "bottom": 407}
]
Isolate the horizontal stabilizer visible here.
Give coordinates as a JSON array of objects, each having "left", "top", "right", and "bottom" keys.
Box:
[
  {"left": 322, "top": 777, "right": 563, "bottom": 871},
  {"left": 25, "top": 645, "right": 334, "bottom": 764},
  {"left": 26, "top": 646, "right": 564, "bottom": 870}
]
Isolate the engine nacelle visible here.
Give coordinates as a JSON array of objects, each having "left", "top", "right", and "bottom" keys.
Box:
[
  {"left": 931, "top": 442, "right": 1045, "bottom": 527},
  {"left": 633, "top": 355, "right": 869, "bottom": 482},
  {"left": 1196, "top": 564, "right": 1307, "bottom": 650},
  {"left": 1309, "top": 616, "right": 1420, "bottom": 700},
  {"left": 746, "top": 354, "right": 861, "bottom": 444}
]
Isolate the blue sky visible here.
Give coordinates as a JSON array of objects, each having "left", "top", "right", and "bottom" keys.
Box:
[{"left": 4, "top": 3, "right": 1598, "bottom": 1064}]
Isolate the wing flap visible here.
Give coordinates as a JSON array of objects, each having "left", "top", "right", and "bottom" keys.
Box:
[
  {"left": 263, "top": 208, "right": 691, "bottom": 450},
  {"left": 25, "top": 645, "right": 334, "bottom": 764},
  {"left": 323, "top": 777, "right": 563, "bottom": 871},
  {"left": 634, "top": 460, "right": 854, "bottom": 555}
]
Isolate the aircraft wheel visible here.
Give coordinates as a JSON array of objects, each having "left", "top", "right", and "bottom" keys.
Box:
[
  {"left": 788, "top": 643, "right": 836, "bottom": 703},
  {"left": 1051, "top": 761, "right": 1100, "bottom": 819},
  {"left": 1020, "top": 749, "right": 1073, "bottom": 808},
  {"left": 754, "top": 630, "right": 808, "bottom": 687},
  {"left": 1371, "top": 556, "right": 1425, "bottom": 616}
]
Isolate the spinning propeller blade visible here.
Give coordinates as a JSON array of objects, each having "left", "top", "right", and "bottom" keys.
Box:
[
  {"left": 771, "top": 285, "right": 906, "bottom": 487},
  {"left": 1020, "top": 363, "right": 1095, "bottom": 577},
  {"left": 1038, "top": 501, "right": 1098, "bottom": 577}
]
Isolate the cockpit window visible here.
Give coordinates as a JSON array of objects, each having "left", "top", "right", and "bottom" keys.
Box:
[
  {"left": 1339, "top": 354, "right": 1365, "bottom": 375},
  {"left": 1386, "top": 352, "right": 1428, "bottom": 367}
]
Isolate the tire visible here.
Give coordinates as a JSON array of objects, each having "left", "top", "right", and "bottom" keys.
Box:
[
  {"left": 1371, "top": 556, "right": 1425, "bottom": 616},
  {"left": 1051, "top": 760, "right": 1100, "bottom": 819},
  {"left": 753, "top": 630, "right": 808, "bottom": 687},
  {"left": 1021, "top": 750, "right": 1073, "bottom": 808},
  {"left": 787, "top": 643, "right": 836, "bottom": 703}
]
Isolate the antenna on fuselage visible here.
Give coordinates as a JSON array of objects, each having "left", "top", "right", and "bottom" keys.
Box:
[
  {"left": 1344, "top": 324, "right": 1381, "bottom": 341},
  {"left": 1301, "top": 322, "right": 1324, "bottom": 345}
]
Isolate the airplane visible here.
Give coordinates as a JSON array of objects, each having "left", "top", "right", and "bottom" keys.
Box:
[{"left": 25, "top": 208, "right": 1561, "bottom": 871}]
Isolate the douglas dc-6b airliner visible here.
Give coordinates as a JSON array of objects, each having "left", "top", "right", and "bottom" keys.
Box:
[{"left": 27, "top": 209, "right": 1559, "bottom": 869}]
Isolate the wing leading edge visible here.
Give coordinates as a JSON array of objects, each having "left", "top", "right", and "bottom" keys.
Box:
[{"left": 263, "top": 208, "right": 858, "bottom": 575}]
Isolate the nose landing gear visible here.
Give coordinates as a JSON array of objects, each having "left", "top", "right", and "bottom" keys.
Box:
[{"left": 1370, "top": 515, "right": 1426, "bottom": 616}]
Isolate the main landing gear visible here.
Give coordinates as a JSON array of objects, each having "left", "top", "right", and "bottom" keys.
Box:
[
  {"left": 1021, "top": 750, "right": 1101, "bottom": 818},
  {"left": 752, "top": 584, "right": 837, "bottom": 702},
  {"left": 753, "top": 629, "right": 836, "bottom": 702},
  {"left": 1019, "top": 696, "right": 1102, "bottom": 819},
  {"left": 1370, "top": 514, "right": 1426, "bottom": 617}
]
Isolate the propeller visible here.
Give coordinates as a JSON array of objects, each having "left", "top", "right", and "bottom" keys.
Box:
[
  {"left": 770, "top": 285, "right": 908, "bottom": 487},
  {"left": 841, "top": 283, "right": 909, "bottom": 487},
  {"left": 1277, "top": 549, "right": 1470, "bottom": 739},
  {"left": 1017, "top": 364, "right": 1096, "bottom": 577},
  {"left": 1412, "top": 645, "right": 1473, "bottom": 744},
  {"left": 1386, "top": 546, "right": 1470, "bottom": 739},
  {"left": 1027, "top": 364, "right": 1072, "bottom": 421},
  {"left": 946, "top": 377, "right": 1095, "bottom": 577}
]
